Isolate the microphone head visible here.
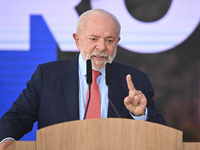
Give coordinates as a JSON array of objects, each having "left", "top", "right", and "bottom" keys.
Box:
[
  {"left": 86, "top": 59, "right": 92, "bottom": 85},
  {"left": 106, "top": 63, "right": 111, "bottom": 86}
]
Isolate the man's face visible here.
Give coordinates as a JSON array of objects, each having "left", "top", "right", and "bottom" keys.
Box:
[{"left": 73, "top": 15, "right": 120, "bottom": 71}]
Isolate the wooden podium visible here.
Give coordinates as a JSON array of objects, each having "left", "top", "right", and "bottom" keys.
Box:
[{"left": 7, "top": 118, "right": 200, "bottom": 150}]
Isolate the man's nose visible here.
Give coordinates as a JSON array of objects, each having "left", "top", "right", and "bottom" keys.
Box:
[{"left": 96, "top": 39, "right": 106, "bottom": 51}]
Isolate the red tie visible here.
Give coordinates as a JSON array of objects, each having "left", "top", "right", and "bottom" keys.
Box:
[{"left": 85, "top": 70, "right": 101, "bottom": 119}]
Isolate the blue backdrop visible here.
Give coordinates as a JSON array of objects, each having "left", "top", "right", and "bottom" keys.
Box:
[{"left": 0, "top": 15, "right": 57, "bottom": 140}]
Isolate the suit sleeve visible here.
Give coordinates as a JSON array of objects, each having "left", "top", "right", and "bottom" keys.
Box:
[
  {"left": 143, "top": 75, "right": 167, "bottom": 125},
  {"left": 0, "top": 65, "right": 43, "bottom": 141}
]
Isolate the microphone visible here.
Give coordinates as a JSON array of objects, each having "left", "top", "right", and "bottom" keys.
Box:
[
  {"left": 106, "top": 63, "right": 121, "bottom": 118},
  {"left": 83, "top": 59, "right": 92, "bottom": 119},
  {"left": 106, "top": 63, "right": 111, "bottom": 86},
  {"left": 86, "top": 59, "right": 92, "bottom": 85}
]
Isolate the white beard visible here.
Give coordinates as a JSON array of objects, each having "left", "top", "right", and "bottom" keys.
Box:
[{"left": 80, "top": 47, "right": 117, "bottom": 71}]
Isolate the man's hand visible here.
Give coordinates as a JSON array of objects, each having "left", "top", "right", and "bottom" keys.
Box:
[
  {"left": 0, "top": 139, "right": 14, "bottom": 150},
  {"left": 124, "top": 74, "right": 147, "bottom": 116}
]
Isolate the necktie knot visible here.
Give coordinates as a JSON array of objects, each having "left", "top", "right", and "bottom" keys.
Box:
[{"left": 92, "top": 70, "right": 100, "bottom": 80}]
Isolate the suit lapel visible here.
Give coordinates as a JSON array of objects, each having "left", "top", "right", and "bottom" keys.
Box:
[
  {"left": 108, "top": 61, "right": 127, "bottom": 117},
  {"left": 62, "top": 54, "right": 80, "bottom": 121},
  {"left": 61, "top": 56, "right": 127, "bottom": 119}
]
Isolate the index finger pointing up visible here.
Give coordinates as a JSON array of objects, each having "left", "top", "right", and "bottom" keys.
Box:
[{"left": 126, "top": 74, "right": 136, "bottom": 91}]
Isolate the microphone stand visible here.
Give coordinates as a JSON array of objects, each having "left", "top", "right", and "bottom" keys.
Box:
[
  {"left": 83, "top": 59, "right": 92, "bottom": 119},
  {"left": 106, "top": 63, "right": 121, "bottom": 118},
  {"left": 83, "top": 84, "right": 91, "bottom": 119},
  {"left": 107, "top": 85, "right": 121, "bottom": 118}
]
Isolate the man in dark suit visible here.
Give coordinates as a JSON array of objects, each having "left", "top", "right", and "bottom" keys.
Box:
[{"left": 0, "top": 9, "right": 166, "bottom": 149}]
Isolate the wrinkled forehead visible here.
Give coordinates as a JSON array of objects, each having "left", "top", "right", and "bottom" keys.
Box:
[
  {"left": 83, "top": 16, "right": 118, "bottom": 37},
  {"left": 77, "top": 12, "right": 120, "bottom": 36}
]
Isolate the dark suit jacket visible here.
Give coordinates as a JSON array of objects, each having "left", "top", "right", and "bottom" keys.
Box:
[{"left": 0, "top": 54, "right": 166, "bottom": 141}]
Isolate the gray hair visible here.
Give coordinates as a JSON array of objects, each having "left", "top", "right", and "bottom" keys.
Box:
[{"left": 76, "top": 9, "right": 121, "bottom": 36}]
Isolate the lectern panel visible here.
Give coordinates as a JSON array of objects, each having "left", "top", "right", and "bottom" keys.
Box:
[{"left": 36, "top": 118, "right": 183, "bottom": 150}]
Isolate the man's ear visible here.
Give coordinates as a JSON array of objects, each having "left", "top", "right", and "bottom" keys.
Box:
[
  {"left": 73, "top": 33, "right": 81, "bottom": 51},
  {"left": 117, "top": 37, "right": 121, "bottom": 43}
]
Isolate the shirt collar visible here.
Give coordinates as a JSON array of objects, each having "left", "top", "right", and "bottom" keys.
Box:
[{"left": 78, "top": 54, "right": 106, "bottom": 77}]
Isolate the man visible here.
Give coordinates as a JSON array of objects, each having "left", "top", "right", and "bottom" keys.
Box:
[{"left": 0, "top": 9, "right": 166, "bottom": 149}]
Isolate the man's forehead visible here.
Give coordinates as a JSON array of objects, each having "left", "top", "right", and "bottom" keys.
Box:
[
  {"left": 85, "top": 20, "right": 118, "bottom": 33},
  {"left": 88, "top": 34, "right": 115, "bottom": 38},
  {"left": 83, "top": 28, "right": 117, "bottom": 38}
]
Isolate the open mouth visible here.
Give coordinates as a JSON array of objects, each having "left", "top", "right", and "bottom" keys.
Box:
[{"left": 91, "top": 55, "right": 107, "bottom": 60}]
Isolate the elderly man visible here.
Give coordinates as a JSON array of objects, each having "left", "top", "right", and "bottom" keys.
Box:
[{"left": 0, "top": 9, "right": 166, "bottom": 149}]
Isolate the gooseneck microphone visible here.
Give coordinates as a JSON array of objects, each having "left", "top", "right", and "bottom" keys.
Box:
[
  {"left": 86, "top": 59, "right": 92, "bottom": 85},
  {"left": 83, "top": 59, "right": 92, "bottom": 119},
  {"left": 106, "top": 63, "right": 111, "bottom": 86},
  {"left": 106, "top": 63, "right": 121, "bottom": 118}
]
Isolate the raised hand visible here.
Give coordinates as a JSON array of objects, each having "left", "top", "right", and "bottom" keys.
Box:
[{"left": 124, "top": 74, "right": 147, "bottom": 116}]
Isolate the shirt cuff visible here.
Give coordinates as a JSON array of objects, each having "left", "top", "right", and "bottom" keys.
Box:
[
  {"left": 129, "top": 107, "right": 148, "bottom": 121},
  {"left": 0, "top": 137, "right": 15, "bottom": 143}
]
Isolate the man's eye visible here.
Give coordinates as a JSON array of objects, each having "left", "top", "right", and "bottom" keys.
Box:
[
  {"left": 90, "top": 38, "right": 96, "bottom": 41},
  {"left": 107, "top": 39, "right": 113, "bottom": 43}
]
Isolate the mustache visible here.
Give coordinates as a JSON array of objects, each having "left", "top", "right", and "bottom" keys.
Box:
[{"left": 89, "top": 51, "right": 109, "bottom": 59}]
